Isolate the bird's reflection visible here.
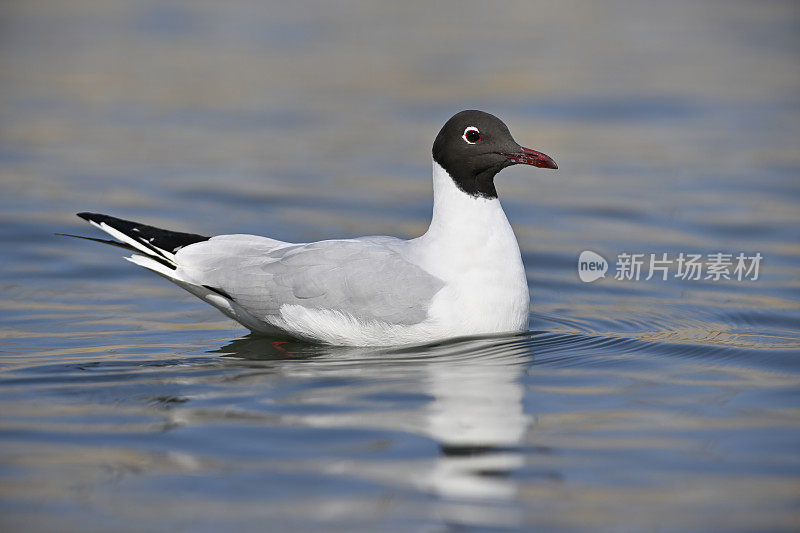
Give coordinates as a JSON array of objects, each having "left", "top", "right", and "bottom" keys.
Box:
[
  {"left": 215, "top": 333, "right": 533, "bottom": 526},
  {"left": 423, "top": 346, "right": 529, "bottom": 502}
]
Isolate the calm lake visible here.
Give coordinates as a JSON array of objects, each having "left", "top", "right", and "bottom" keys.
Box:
[{"left": 1, "top": 1, "right": 799, "bottom": 531}]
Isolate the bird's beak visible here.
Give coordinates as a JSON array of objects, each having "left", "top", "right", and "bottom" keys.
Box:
[{"left": 503, "top": 146, "right": 558, "bottom": 169}]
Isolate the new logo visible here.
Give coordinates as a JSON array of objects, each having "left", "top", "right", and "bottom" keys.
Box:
[{"left": 578, "top": 250, "right": 608, "bottom": 282}]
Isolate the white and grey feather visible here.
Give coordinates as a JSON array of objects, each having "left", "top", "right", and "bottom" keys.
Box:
[{"left": 67, "top": 110, "right": 557, "bottom": 346}]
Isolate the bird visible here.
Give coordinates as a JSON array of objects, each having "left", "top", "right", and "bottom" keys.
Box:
[{"left": 65, "top": 110, "right": 557, "bottom": 346}]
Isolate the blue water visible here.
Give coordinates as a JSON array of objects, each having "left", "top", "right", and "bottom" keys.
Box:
[{"left": 1, "top": 1, "right": 799, "bottom": 531}]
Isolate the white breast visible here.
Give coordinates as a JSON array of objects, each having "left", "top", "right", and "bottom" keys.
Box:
[{"left": 408, "top": 160, "right": 529, "bottom": 337}]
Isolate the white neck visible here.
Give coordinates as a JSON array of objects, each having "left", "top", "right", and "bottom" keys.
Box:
[
  {"left": 421, "top": 159, "right": 516, "bottom": 251},
  {"left": 411, "top": 159, "right": 529, "bottom": 333},
  {"left": 410, "top": 159, "right": 524, "bottom": 277}
]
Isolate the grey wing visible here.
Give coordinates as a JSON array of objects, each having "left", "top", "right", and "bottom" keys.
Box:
[{"left": 176, "top": 236, "right": 444, "bottom": 325}]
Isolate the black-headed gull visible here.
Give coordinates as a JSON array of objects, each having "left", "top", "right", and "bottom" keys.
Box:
[{"left": 67, "top": 110, "right": 557, "bottom": 346}]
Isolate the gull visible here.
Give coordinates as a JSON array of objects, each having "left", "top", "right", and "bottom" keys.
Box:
[{"left": 66, "top": 110, "right": 557, "bottom": 346}]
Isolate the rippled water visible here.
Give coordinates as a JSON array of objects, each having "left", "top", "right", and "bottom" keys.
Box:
[{"left": 1, "top": 1, "right": 799, "bottom": 531}]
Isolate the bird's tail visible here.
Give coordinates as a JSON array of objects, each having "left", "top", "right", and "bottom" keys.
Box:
[
  {"left": 63, "top": 212, "right": 273, "bottom": 331},
  {"left": 60, "top": 212, "right": 211, "bottom": 276}
]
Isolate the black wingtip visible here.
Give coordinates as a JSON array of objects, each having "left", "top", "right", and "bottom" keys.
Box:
[
  {"left": 74, "top": 211, "right": 210, "bottom": 255},
  {"left": 77, "top": 212, "right": 94, "bottom": 221}
]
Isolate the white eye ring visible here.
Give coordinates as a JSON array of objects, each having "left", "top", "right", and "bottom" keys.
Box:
[{"left": 462, "top": 126, "right": 481, "bottom": 144}]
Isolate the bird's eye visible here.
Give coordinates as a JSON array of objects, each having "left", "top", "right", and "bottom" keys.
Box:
[{"left": 462, "top": 126, "right": 481, "bottom": 144}]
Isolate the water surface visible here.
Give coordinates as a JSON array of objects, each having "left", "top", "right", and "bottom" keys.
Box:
[{"left": 1, "top": 1, "right": 799, "bottom": 531}]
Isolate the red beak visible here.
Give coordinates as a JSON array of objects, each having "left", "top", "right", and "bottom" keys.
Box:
[{"left": 503, "top": 146, "right": 558, "bottom": 169}]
